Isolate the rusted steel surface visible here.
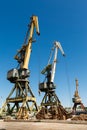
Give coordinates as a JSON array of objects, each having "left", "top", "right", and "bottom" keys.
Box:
[{"left": 36, "top": 105, "right": 71, "bottom": 120}]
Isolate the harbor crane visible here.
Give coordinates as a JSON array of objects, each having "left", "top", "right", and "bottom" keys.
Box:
[
  {"left": 72, "top": 79, "right": 86, "bottom": 114},
  {"left": 36, "top": 41, "right": 69, "bottom": 119},
  {"left": 0, "top": 16, "right": 40, "bottom": 116}
]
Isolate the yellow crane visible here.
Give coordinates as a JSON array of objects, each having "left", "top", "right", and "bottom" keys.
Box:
[{"left": 0, "top": 16, "right": 40, "bottom": 117}]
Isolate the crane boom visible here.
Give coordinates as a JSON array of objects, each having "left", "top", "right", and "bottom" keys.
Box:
[
  {"left": 51, "top": 41, "right": 65, "bottom": 82},
  {"left": 74, "top": 79, "right": 80, "bottom": 98},
  {"left": 76, "top": 78, "right": 79, "bottom": 92},
  {"left": 23, "top": 16, "right": 40, "bottom": 69}
]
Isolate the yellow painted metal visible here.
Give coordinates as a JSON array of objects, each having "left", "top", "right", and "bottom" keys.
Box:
[{"left": 23, "top": 16, "right": 40, "bottom": 69}]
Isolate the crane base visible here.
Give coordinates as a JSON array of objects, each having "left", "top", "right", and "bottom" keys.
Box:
[
  {"left": 0, "top": 79, "right": 38, "bottom": 118},
  {"left": 36, "top": 90, "right": 71, "bottom": 120}
]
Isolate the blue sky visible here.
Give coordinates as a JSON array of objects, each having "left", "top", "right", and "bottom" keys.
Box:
[{"left": 0, "top": 0, "right": 87, "bottom": 108}]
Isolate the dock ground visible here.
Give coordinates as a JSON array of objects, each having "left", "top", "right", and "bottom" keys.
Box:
[{"left": 0, "top": 120, "right": 87, "bottom": 130}]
